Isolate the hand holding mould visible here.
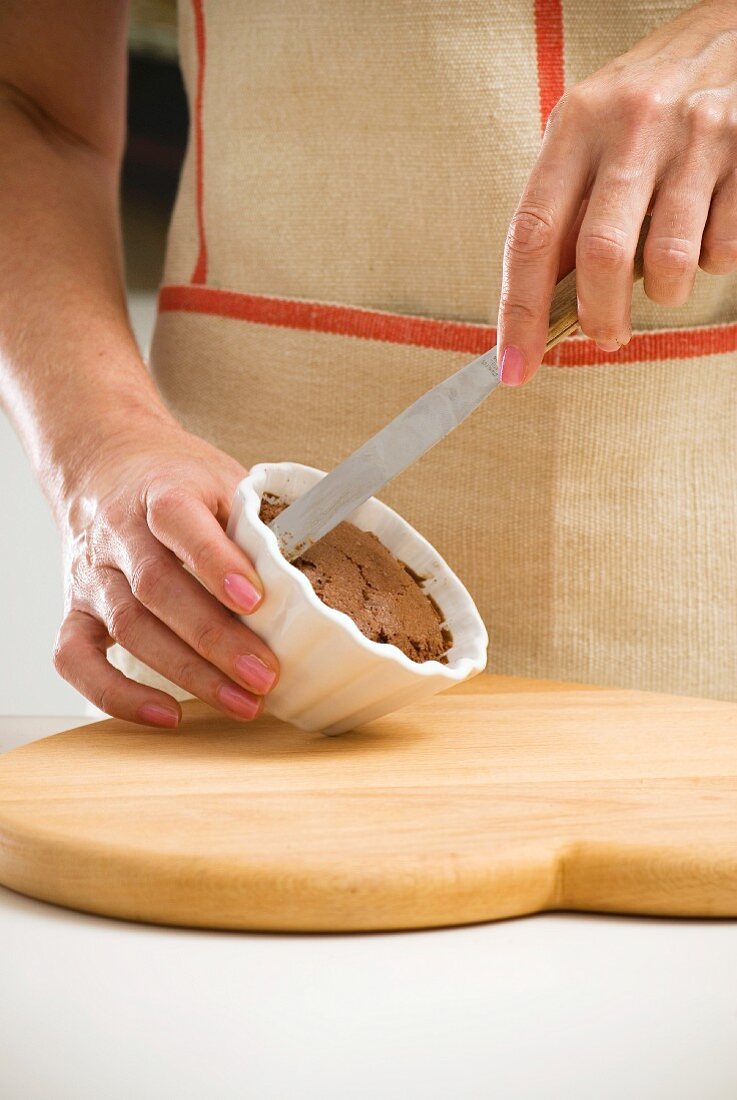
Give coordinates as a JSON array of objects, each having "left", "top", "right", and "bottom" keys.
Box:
[
  {"left": 498, "top": 0, "right": 737, "bottom": 385},
  {"left": 54, "top": 420, "right": 280, "bottom": 728}
]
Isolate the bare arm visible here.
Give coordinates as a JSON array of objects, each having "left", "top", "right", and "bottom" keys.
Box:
[
  {"left": 0, "top": 2, "right": 279, "bottom": 726},
  {"left": 0, "top": 1, "right": 159, "bottom": 493}
]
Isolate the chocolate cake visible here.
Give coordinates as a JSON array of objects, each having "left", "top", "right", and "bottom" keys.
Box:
[{"left": 260, "top": 496, "right": 451, "bottom": 663}]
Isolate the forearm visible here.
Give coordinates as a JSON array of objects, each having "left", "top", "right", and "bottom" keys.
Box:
[{"left": 0, "top": 89, "right": 175, "bottom": 517}]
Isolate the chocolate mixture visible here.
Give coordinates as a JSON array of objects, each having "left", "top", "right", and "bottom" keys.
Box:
[{"left": 260, "top": 496, "right": 451, "bottom": 663}]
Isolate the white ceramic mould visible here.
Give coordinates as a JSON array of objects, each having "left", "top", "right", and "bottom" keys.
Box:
[{"left": 227, "top": 462, "right": 488, "bottom": 735}]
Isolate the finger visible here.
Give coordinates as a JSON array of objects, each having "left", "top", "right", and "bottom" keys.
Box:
[
  {"left": 53, "top": 610, "right": 182, "bottom": 728},
  {"left": 575, "top": 162, "right": 654, "bottom": 351},
  {"left": 700, "top": 169, "right": 737, "bottom": 275},
  {"left": 117, "top": 536, "right": 279, "bottom": 696},
  {"left": 92, "top": 571, "right": 265, "bottom": 722},
  {"left": 498, "top": 125, "right": 591, "bottom": 386},
  {"left": 558, "top": 197, "right": 589, "bottom": 280},
  {"left": 644, "top": 163, "right": 716, "bottom": 305},
  {"left": 145, "top": 486, "right": 263, "bottom": 615}
]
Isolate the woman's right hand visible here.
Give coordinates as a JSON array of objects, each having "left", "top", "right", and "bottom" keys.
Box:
[
  {"left": 53, "top": 413, "right": 279, "bottom": 728},
  {"left": 0, "top": 2, "right": 277, "bottom": 730}
]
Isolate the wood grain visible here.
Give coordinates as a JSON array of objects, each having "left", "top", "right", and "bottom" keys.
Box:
[{"left": 1, "top": 675, "right": 736, "bottom": 931}]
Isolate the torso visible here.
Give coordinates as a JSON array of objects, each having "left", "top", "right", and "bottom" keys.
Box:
[{"left": 141, "top": 0, "right": 737, "bottom": 700}]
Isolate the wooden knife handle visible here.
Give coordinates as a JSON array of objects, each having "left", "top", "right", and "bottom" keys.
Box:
[{"left": 545, "top": 215, "right": 651, "bottom": 353}]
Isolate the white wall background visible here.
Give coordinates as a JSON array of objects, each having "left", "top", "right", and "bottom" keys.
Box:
[{"left": 1, "top": 293, "right": 157, "bottom": 715}]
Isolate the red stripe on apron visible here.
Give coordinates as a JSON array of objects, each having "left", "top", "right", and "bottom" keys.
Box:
[
  {"left": 159, "top": 284, "right": 737, "bottom": 366},
  {"left": 534, "top": 0, "right": 565, "bottom": 131},
  {"left": 190, "top": 0, "right": 208, "bottom": 284}
]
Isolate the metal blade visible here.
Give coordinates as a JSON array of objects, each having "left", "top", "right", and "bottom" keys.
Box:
[{"left": 269, "top": 345, "right": 499, "bottom": 560}]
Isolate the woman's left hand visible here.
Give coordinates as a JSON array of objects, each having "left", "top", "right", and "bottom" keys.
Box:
[{"left": 498, "top": 0, "right": 737, "bottom": 385}]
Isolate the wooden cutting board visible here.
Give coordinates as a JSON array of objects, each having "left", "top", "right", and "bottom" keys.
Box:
[{"left": 1, "top": 676, "right": 736, "bottom": 931}]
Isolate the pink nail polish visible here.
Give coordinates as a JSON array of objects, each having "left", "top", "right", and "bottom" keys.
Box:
[
  {"left": 224, "top": 573, "right": 261, "bottom": 613},
  {"left": 218, "top": 682, "right": 262, "bottom": 720},
  {"left": 138, "top": 703, "right": 180, "bottom": 728},
  {"left": 500, "top": 346, "right": 526, "bottom": 386},
  {"left": 235, "top": 653, "right": 277, "bottom": 694}
]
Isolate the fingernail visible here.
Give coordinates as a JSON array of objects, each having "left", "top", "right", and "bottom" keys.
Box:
[
  {"left": 218, "top": 682, "right": 262, "bottom": 720},
  {"left": 224, "top": 572, "right": 261, "bottom": 613},
  {"left": 138, "top": 703, "right": 180, "bottom": 728},
  {"left": 235, "top": 653, "right": 277, "bottom": 694},
  {"left": 500, "top": 346, "right": 526, "bottom": 386}
]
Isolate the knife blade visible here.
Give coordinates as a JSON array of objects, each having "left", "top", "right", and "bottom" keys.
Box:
[
  {"left": 270, "top": 346, "right": 500, "bottom": 560},
  {"left": 269, "top": 217, "right": 650, "bottom": 562}
]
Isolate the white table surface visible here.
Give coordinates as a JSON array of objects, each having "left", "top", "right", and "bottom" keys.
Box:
[{"left": 1, "top": 717, "right": 736, "bottom": 1100}]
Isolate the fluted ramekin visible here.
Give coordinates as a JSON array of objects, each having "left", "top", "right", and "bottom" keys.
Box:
[{"left": 227, "top": 462, "right": 488, "bottom": 734}]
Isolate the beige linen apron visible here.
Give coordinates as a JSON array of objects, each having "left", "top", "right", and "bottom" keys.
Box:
[{"left": 134, "top": 0, "right": 737, "bottom": 700}]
